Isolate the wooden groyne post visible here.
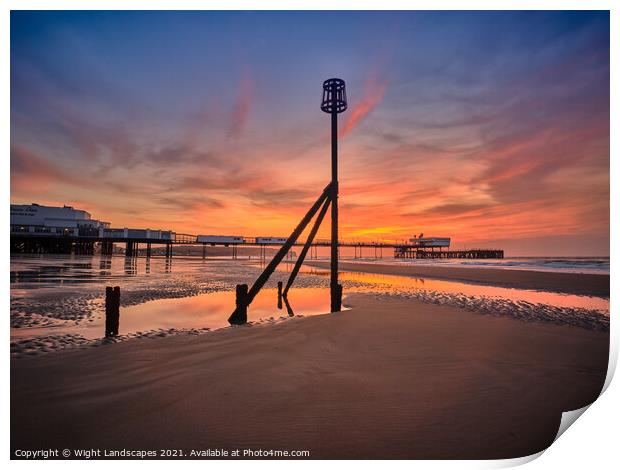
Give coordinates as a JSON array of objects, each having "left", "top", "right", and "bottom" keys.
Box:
[
  {"left": 229, "top": 284, "right": 248, "bottom": 325},
  {"left": 277, "top": 281, "right": 283, "bottom": 309},
  {"left": 105, "top": 286, "right": 120, "bottom": 337}
]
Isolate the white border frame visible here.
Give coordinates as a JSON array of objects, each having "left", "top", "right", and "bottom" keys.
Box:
[{"left": 2, "top": 2, "right": 616, "bottom": 469}]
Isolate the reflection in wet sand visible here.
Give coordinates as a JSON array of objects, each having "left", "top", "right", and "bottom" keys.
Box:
[
  {"left": 337, "top": 271, "right": 610, "bottom": 312},
  {"left": 12, "top": 287, "right": 329, "bottom": 342},
  {"left": 121, "top": 287, "right": 329, "bottom": 336}
]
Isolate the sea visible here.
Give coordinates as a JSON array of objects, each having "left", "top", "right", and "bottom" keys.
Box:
[
  {"left": 361, "top": 256, "right": 610, "bottom": 275},
  {"left": 10, "top": 254, "right": 610, "bottom": 357}
]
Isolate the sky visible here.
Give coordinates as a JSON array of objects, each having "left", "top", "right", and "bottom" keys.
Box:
[{"left": 10, "top": 11, "right": 610, "bottom": 256}]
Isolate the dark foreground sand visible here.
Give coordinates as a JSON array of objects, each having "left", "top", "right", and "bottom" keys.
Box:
[
  {"left": 307, "top": 261, "right": 610, "bottom": 297},
  {"left": 11, "top": 294, "right": 608, "bottom": 459}
]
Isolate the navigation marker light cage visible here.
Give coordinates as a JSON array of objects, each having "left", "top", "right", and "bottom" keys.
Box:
[{"left": 321, "top": 78, "right": 347, "bottom": 114}]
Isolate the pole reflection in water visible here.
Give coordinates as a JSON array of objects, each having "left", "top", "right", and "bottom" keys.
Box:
[{"left": 124, "top": 257, "right": 137, "bottom": 276}]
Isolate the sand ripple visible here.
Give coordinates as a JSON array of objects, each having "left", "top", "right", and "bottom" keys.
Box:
[
  {"left": 10, "top": 315, "right": 304, "bottom": 359},
  {"left": 364, "top": 288, "right": 609, "bottom": 332}
]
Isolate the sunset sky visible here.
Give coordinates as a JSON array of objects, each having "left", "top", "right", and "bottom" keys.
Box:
[{"left": 10, "top": 11, "right": 609, "bottom": 256}]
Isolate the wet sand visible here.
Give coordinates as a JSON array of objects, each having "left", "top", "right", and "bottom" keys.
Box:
[
  {"left": 307, "top": 261, "right": 610, "bottom": 297},
  {"left": 11, "top": 294, "right": 608, "bottom": 459}
]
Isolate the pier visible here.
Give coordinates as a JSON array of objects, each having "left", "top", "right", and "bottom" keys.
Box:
[
  {"left": 10, "top": 205, "right": 504, "bottom": 260},
  {"left": 10, "top": 229, "right": 504, "bottom": 260},
  {"left": 394, "top": 247, "right": 504, "bottom": 259},
  {"left": 10, "top": 206, "right": 505, "bottom": 260}
]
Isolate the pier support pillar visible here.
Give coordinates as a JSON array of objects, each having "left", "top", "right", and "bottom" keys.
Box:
[{"left": 101, "top": 241, "right": 113, "bottom": 256}]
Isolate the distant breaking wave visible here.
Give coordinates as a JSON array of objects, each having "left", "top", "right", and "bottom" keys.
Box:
[{"left": 348, "top": 257, "right": 609, "bottom": 275}]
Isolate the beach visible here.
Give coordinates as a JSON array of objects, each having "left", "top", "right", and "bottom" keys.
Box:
[
  {"left": 307, "top": 261, "right": 610, "bottom": 297},
  {"left": 11, "top": 260, "right": 610, "bottom": 459}
]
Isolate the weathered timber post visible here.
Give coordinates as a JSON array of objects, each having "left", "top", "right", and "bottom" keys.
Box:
[
  {"left": 336, "top": 284, "right": 343, "bottom": 310},
  {"left": 277, "top": 281, "right": 283, "bottom": 309},
  {"left": 105, "top": 286, "right": 120, "bottom": 337},
  {"left": 321, "top": 78, "right": 347, "bottom": 313},
  {"left": 230, "top": 284, "right": 248, "bottom": 325},
  {"left": 146, "top": 243, "right": 152, "bottom": 258}
]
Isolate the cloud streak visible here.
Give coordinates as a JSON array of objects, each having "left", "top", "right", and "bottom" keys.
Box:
[
  {"left": 11, "top": 145, "right": 85, "bottom": 193},
  {"left": 341, "top": 78, "right": 387, "bottom": 137},
  {"left": 229, "top": 73, "right": 253, "bottom": 137}
]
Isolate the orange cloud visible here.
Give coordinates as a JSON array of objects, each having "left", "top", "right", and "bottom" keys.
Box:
[
  {"left": 11, "top": 145, "right": 85, "bottom": 192},
  {"left": 341, "top": 79, "right": 387, "bottom": 137}
]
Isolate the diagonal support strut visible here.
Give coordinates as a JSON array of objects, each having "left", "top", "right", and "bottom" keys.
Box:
[
  {"left": 283, "top": 195, "right": 331, "bottom": 298},
  {"left": 228, "top": 183, "right": 333, "bottom": 324}
]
